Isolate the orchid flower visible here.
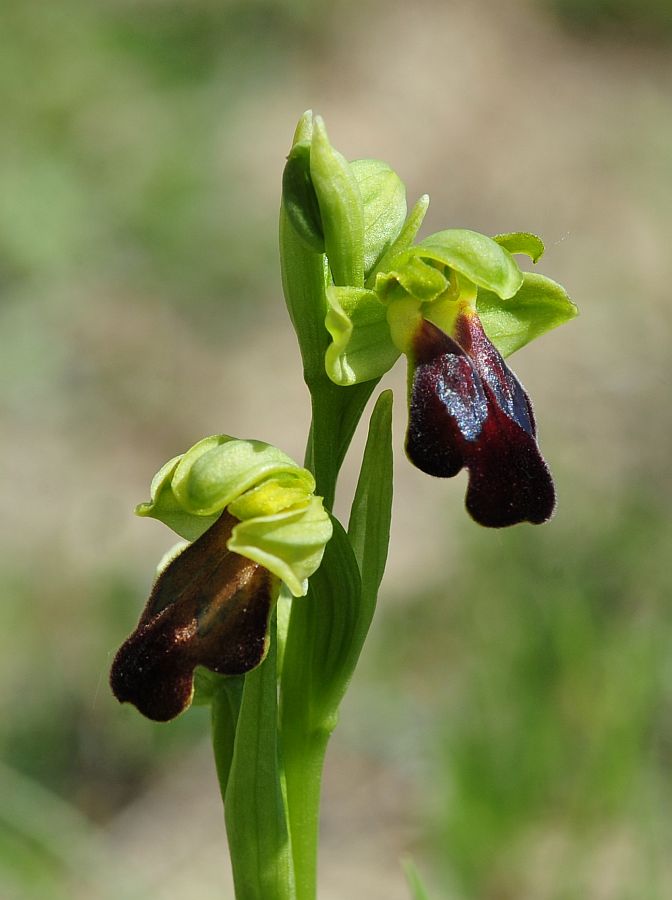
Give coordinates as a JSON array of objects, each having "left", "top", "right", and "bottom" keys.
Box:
[
  {"left": 110, "top": 435, "right": 332, "bottom": 721},
  {"left": 282, "top": 114, "right": 577, "bottom": 527}
]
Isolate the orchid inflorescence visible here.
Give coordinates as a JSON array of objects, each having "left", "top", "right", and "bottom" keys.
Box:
[{"left": 110, "top": 112, "right": 576, "bottom": 900}]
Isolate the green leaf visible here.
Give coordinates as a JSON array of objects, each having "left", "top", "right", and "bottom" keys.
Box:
[
  {"left": 477, "top": 271, "right": 578, "bottom": 357},
  {"left": 280, "top": 517, "right": 362, "bottom": 898},
  {"left": 223, "top": 624, "right": 296, "bottom": 900},
  {"left": 270, "top": 395, "right": 393, "bottom": 897},
  {"left": 282, "top": 516, "right": 362, "bottom": 729},
  {"left": 350, "top": 159, "right": 407, "bottom": 278},
  {"left": 415, "top": 228, "right": 523, "bottom": 299},
  {"left": 324, "top": 285, "right": 399, "bottom": 386},
  {"left": 192, "top": 667, "right": 238, "bottom": 707},
  {"left": 493, "top": 231, "right": 545, "bottom": 263},
  {"left": 310, "top": 116, "right": 364, "bottom": 287},
  {"left": 403, "top": 858, "right": 432, "bottom": 900},
  {"left": 283, "top": 391, "right": 393, "bottom": 729},
  {"left": 347, "top": 390, "right": 394, "bottom": 647},
  {"left": 208, "top": 675, "right": 243, "bottom": 792}
]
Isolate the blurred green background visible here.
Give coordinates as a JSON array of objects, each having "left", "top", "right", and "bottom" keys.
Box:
[{"left": 1, "top": 0, "right": 671, "bottom": 897}]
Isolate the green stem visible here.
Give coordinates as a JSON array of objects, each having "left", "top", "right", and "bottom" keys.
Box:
[
  {"left": 211, "top": 676, "right": 244, "bottom": 801},
  {"left": 279, "top": 151, "right": 384, "bottom": 899},
  {"left": 281, "top": 394, "right": 372, "bottom": 900},
  {"left": 280, "top": 512, "right": 333, "bottom": 900},
  {"left": 280, "top": 707, "right": 331, "bottom": 900},
  {"left": 306, "top": 379, "right": 378, "bottom": 509},
  {"left": 216, "top": 620, "right": 295, "bottom": 900}
]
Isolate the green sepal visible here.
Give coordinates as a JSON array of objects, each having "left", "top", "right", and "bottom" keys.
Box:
[
  {"left": 310, "top": 116, "right": 364, "bottom": 286},
  {"left": 350, "top": 158, "right": 407, "bottom": 278},
  {"left": 282, "top": 140, "right": 325, "bottom": 253},
  {"left": 324, "top": 285, "right": 399, "bottom": 386},
  {"left": 139, "top": 435, "right": 305, "bottom": 524},
  {"left": 414, "top": 228, "right": 523, "bottom": 299},
  {"left": 282, "top": 119, "right": 407, "bottom": 290},
  {"left": 136, "top": 456, "right": 216, "bottom": 541},
  {"left": 477, "top": 271, "right": 578, "bottom": 357},
  {"left": 493, "top": 231, "right": 545, "bottom": 263}
]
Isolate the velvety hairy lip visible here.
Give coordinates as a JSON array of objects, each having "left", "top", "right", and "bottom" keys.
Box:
[
  {"left": 406, "top": 318, "right": 555, "bottom": 527},
  {"left": 110, "top": 511, "right": 277, "bottom": 722}
]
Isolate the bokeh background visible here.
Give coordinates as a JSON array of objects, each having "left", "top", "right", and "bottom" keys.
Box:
[{"left": 2, "top": 0, "right": 671, "bottom": 897}]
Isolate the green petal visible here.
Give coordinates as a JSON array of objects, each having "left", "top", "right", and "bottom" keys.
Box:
[
  {"left": 136, "top": 455, "right": 218, "bottom": 541},
  {"left": 376, "top": 255, "right": 449, "bottom": 303},
  {"left": 228, "top": 496, "right": 333, "bottom": 598},
  {"left": 350, "top": 159, "right": 407, "bottom": 278},
  {"left": 226, "top": 470, "right": 317, "bottom": 521},
  {"left": 416, "top": 229, "right": 523, "bottom": 298},
  {"left": 493, "top": 231, "right": 545, "bottom": 263},
  {"left": 477, "top": 272, "right": 578, "bottom": 357},
  {"left": 325, "top": 285, "right": 399, "bottom": 385}
]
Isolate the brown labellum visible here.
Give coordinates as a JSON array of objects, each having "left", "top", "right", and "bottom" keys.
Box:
[
  {"left": 110, "top": 511, "right": 278, "bottom": 721},
  {"left": 406, "top": 317, "right": 555, "bottom": 528}
]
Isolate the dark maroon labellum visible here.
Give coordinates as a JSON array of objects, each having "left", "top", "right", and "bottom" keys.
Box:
[
  {"left": 110, "top": 511, "right": 278, "bottom": 721},
  {"left": 406, "top": 317, "right": 555, "bottom": 527}
]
